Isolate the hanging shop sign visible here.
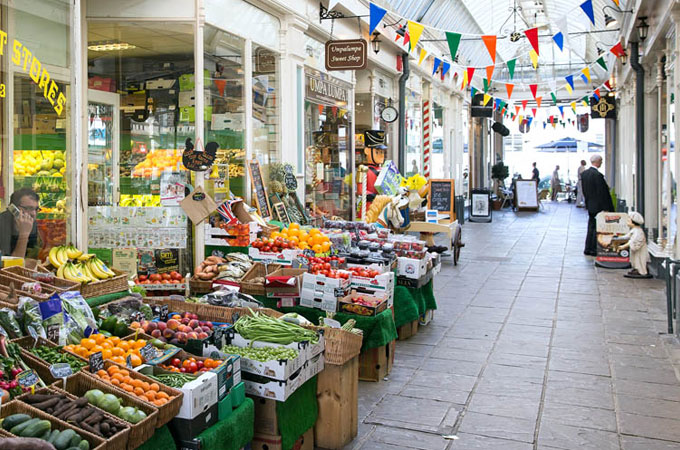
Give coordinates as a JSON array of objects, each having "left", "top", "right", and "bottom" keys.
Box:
[
  {"left": 255, "top": 47, "right": 276, "bottom": 74},
  {"left": 590, "top": 96, "right": 616, "bottom": 119},
  {"left": 595, "top": 212, "right": 631, "bottom": 269},
  {"left": 325, "top": 39, "right": 367, "bottom": 71},
  {"left": 306, "top": 74, "right": 349, "bottom": 106},
  {"left": 182, "top": 138, "right": 219, "bottom": 171}
]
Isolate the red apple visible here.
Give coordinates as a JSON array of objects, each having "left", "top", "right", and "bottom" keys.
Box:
[
  {"left": 205, "top": 322, "right": 213, "bottom": 329},
  {"left": 201, "top": 326, "right": 211, "bottom": 334},
  {"left": 175, "top": 332, "right": 187, "bottom": 343},
  {"left": 188, "top": 319, "right": 199, "bottom": 329}
]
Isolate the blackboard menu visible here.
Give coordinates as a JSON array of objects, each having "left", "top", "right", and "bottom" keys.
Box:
[
  {"left": 428, "top": 179, "right": 454, "bottom": 217},
  {"left": 247, "top": 160, "right": 271, "bottom": 219}
]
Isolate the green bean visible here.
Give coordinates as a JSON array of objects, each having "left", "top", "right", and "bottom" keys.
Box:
[
  {"left": 221, "top": 345, "right": 299, "bottom": 362},
  {"left": 234, "top": 311, "right": 319, "bottom": 345}
]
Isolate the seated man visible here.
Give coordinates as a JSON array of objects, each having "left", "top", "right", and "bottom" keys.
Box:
[{"left": 0, "top": 188, "right": 42, "bottom": 259}]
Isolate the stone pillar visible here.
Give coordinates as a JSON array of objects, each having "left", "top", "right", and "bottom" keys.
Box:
[
  {"left": 671, "top": 9, "right": 680, "bottom": 257},
  {"left": 644, "top": 56, "right": 659, "bottom": 229}
]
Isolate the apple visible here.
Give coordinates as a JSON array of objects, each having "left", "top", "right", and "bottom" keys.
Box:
[
  {"left": 181, "top": 318, "right": 190, "bottom": 325},
  {"left": 167, "top": 319, "right": 180, "bottom": 331},
  {"left": 191, "top": 314, "right": 198, "bottom": 320},
  {"left": 147, "top": 322, "right": 157, "bottom": 331},
  {"left": 205, "top": 322, "right": 213, "bottom": 329},
  {"left": 180, "top": 325, "right": 192, "bottom": 334},
  {"left": 201, "top": 326, "right": 211, "bottom": 334},
  {"left": 163, "top": 328, "right": 175, "bottom": 339}
]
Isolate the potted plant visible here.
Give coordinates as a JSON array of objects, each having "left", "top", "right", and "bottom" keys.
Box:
[{"left": 491, "top": 161, "right": 509, "bottom": 210}]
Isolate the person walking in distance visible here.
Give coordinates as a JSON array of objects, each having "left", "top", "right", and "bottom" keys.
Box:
[
  {"left": 531, "top": 162, "right": 539, "bottom": 181},
  {"left": 551, "top": 165, "right": 561, "bottom": 201},
  {"left": 576, "top": 160, "right": 587, "bottom": 207},
  {"left": 581, "top": 155, "right": 614, "bottom": 256}
]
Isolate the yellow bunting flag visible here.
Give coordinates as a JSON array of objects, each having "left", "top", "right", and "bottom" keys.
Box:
[
  {"left": 483, "top": 93, "right": 492, "bottom": 106},
  {"left": 418, "top": 48, "right": 428, "bottom": 65},
  {"left": 461, "top": 70, "right": 469, "bottom": 90},
  {"left": 564, "top": 83, "right": 573, "bottom": 94},
  {"left": 581, "top": 67, "right": 591, "bottom": 83},
  {"left": 530, "top": 49, "right": 539, "bottom": 69},
  {"left": 407, "top": 21, "right": 425, "bottom": 50},
  {"left": 570, "top": 101, "right": 577, "bottom": 113}
]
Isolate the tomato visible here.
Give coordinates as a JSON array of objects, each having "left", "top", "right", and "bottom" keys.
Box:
[
  {"left": 153, "top": 280, "right": 161, "bottom": 284},
  {"left": 271, "top": 246, "right": 279, "bottom": 253},
  {"left": 340, "top": 272, "right": 349, "bottom": 279},
  {"left": 323, "top": 263, "right": 331, "bottom": 270},
  {"left": 161, "top": 273, "right": 171, "bottom": 280},
  {"left": 161, "top": 279, "right": 170, "bottom": 284},
  {"left": 197, "top": 360, "right": 204, "bottom": 369},
  {"left": 338, "top": 258, "right": 345, "bottom": 264},
  {"left": 189, "top": 362, "right": 198, "bottom": 373},
  {"left": 182, "top": 360, "right": 191, "bottom": 368},
  {"left": 359, "top": 270, "right": 369, "bottom": 277},
  {"left": 138, "top": 275, "right": 148, "bottom": 282},
  {"left": 263, "top": 246, "right": 271, "bottom": 252},
  {"left": 149, "top": 273, "right": 162, "bottom": 281},
  {"left": 171, "top": 358, "right": 181, "bottom": 367},
  {"left": 180, "top": 367, "right": 187, "bottom": 373}
]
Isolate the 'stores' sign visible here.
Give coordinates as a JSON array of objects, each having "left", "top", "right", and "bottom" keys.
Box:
[{"left": 325, "top": 39, "right": 367, "bottom": 71}]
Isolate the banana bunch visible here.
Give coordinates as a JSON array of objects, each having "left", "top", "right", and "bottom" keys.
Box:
[
  {"left": 48, "top": 245, "right": 116, "bottom": 283},
  {"left": 48, "top": 244, "right": 83, "bottom": 268}
]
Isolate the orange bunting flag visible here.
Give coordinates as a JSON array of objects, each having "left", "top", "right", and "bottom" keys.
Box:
[
  {"left": 524, "top": 27, "right": 540, "bottom": 56},
  {"left": 612, "top": 0, "right": 620, "bottom": 5},
  {"left": 483, "top": 93, "right": 492, "bottom": 106},
  {"left": 529, "top": 84, "right": 538, "bottom": 99},
  {"left": 506, "top": 83, "right": 514, "bottom": 99},
  {"left": 521, "top": 99, "right": 528, "bottom": 110},
  {"left": 481, "top": 35, "right": 497, "bottom": 63},
  {"left": 486, "top": 65, "right": 495, "bottom": 82},
  {"left": 515, "top": 105, "right": 521, "bottom": 115},
  {"left": 536, "top": 96, "right": 542, "bottom": 108}
]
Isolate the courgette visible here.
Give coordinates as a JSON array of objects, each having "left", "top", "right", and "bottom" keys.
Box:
[
  {"left": 2, "top": 413, "right": 31, "bottom": 430},
  {"left": 19, "top": 419, "right": 51, "bottom": 438},
  {"left": 69, "top": 432, "right": 82, "bottom": 448},
  {"left": 10, "top": 417, "right": 40, "bottom": 435},
  {"left": 78, "top": 439, "right": 90, "bottom": 450},
  {"left": 38, "top": 427, "right": 52, "bottom": 440},
  {"left": 54, "top": 428, "right": 77, "bottom": 450}
]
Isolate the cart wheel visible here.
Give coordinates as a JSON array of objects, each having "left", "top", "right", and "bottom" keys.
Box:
[{"left": 453, "top": 224, "right": 464, "bottom": 266}]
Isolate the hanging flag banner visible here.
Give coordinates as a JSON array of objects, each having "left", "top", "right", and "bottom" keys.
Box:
[
  {"left": 570, "top": 101, "right": 577, "bottom": 113},
  {"left": 556, "top": 16, "right": 571, "bottom": 50},
  {"left": 612, "top": 0, "right": 620, "bottom": 6},
  {"left": 531, "top": 107, "right": 537, "bottom": 117},
  {"left": 441, "top": 61, "right": 451, "bottom": 77},
  {"left": 483, "top": 78, "right": 490, "bottom": 93},
  {"left": 506, "top": 83, "right": 514, "bottom": 99},
  {"left": 610, "top": 42, "right": 625, "bottom": 57},
  {"left": 407, "top": 21, "right": 425, "bottom": 51},
  {"left": 596, "top": 56, "right": 608, "bottom": 71},
  {"left": 521, "top": 99, "right": 528, "bottom": 110},
  {"left": 565, "top": 75, "right": 575, "bottom": 91},
  {"left": 470, "top": 86, "right": 477, "bottom": 98},
  {"left": 529, "top": 84, "right": 538, "bottom": 99},
  {"left": 418, "top": 48, "right": 428, "bottom": 65},
  {"left": 466, "top": 67, "right": 476, "bottom": 84},
  {"left": 462, "top": 70, "right": 469, "bottom": 89},
  {"left": 565, "top": 83, "right": 573, "bottom": 94},
  {"left": 551, "top": 92, "right": 558, "bottom": 104},
  {"left": 530, "top": 50, "right": 539, "bottom": 69},
  {"left": 604, "top": 80, "right": 612, "bottom": 90},
  {"left": 507, "top": 59, "right": 516, "bottom": 79},
  {"left": 446, "top": 32, "right": 462, "bottom": 62},
  {"left": 553, "top": 32, "right": 564, "bottom": 51},
  {"left": 581, "top": 67, "right": 591, "bottom": 83},
  {"left": 482, "top": 35, "right": 497, "bottom": 63},
  {"left": 483, "top": 93, "right": 492, "bottom": 106},
  {"left": 580, "top": 0, "right": 595, "bottom": 26},
  {"left": 536, "top": 96, "right": 542, "bottom": 108},
  {"left": 515, "top": 105, "right": 521, "bottom": 115},
  {"left": 558, "top": 105, "right": 564, "bottom": 117},
  {"left": 486, "top": 65, "right": 495, "bottom": 81},
  {"left": 524, "top": 27, "right": 540, "bottom": 55},
  {"left": 594, "top": 88, "right": 601, "bottom": 99},
  {"left": 432, "top": 57, "right": 441, "bottom": 75},
  {"left": 369, "top": 3, "right": 387, "bottom": 35}
]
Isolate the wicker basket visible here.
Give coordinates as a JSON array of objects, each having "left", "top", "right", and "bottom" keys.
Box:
[
  {"left": 15, "top": 385, "right": 130, "bottom": 450},
  {"left": 240, "top": 263, "right": 281, "bottom": 296},
  {"left": 79, "top": 269, "right": 129, "bottom": 299},
  {"left": 189, "top": 277, "right": 214, "bottom": 295},
  {"left": 260, "top": 223, "right": 280, "bottom": 237},
  {"left": 13, "top": 336, "right": 88, "bottom": 383},
  {"left": 84, "top": 360, "right": 182, "bottom": 428},
  {"left": 0, "top": 399, "right": 106, "bottom": 449},
  {"left": 304, "top": 325, "right": 363, "bottom": 366},
  {"left": 53, "top": 372, "right": 158, "bottom": 450},
  {"left": 0, "top": 273, "right": 56, "bottom": 302},
  {"left": 0, "top": 428, "right": 12, "bottom": 437},
  {"left": 0, "top": 266, "right": 80, "bottom": 293}
]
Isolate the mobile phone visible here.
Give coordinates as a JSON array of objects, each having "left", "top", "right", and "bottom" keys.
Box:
[{"left": 8, "top": 204, "right": 20, "bottom": 219}]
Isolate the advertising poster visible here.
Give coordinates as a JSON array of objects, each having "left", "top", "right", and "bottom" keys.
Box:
[
  {"left": 160, "top": 172, "right": 187, "bottom": 206},
  {"left": 595, "top": 211, "right": 631, "bottom": 269},
  {"left": 515, "top": 180, "right": 538, "bottom": 210}
]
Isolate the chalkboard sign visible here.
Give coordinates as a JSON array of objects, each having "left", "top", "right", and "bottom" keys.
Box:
[
  {"left": 140, "top": 344, "right": 157, "bottom": 362},
  {"left": 247, "top": 160, "right": 271, "bottom": 219},
  {"left": 182, "top": 138, "right": 218, "bottom": 171},
  {"left": 273, "top": 202, "right": 290, "bottom": 226},
  {"left": 427, "top": 179, "right": 455, "bottom": 221},
  {"left": 284, "top": 172, "right": 298, "bottom": 191},
  {"left": 50, "top": 363, "right": 73, "bottom": 379},
  {"left": 47, "top": 324, "right": 60, "bottom": 343},
  {"left": 17, "top": 370, "right": 39, "bottom": 388},
  {"left": 89, "top": 352, "right": 104, "bottom": 373}
]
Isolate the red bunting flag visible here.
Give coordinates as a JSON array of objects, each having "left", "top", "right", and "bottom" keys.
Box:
[
  {"left": 505, "top": 83, "right": 514, "bottom": 99},
  {"left": 466, "top": 67, "right": 476, "bottom": 83},
  {"left": 529, "top": 84, "right": 538, "bottom": 99},
  {"left": 521, "top": 99, "right": 528, "bottom": 110},
  {"left": 595, "top": 88, "right": 601, "bottom": 98},
  {"left": 536, "top": 96, "right": 542, "bottom": 108},
  {"left": 481, "top": 35, "right": 497, "bottom": 63},
  {"left": 610, "top": 42, "right": 625, "bottom": 58},
  {"left": 524, "top": 27, "right": 540, "bottom": 56},
  {"left": 531, "top": 108, "right": 537, "bottom": 117},
  {"left": 486, "top": 65, "right": 494, "bottom": 81}
]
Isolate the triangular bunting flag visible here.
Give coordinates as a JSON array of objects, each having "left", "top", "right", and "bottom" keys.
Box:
[
  {"left": 515, "top": 105, "right": 521, "bottom": 115},
  {"left": 524, "top": 27, "right": 540, "bottom": 55},
  {"left": 418, "top": 48, "right": 428, "bottom": 65},
  {"left": 407, "top": 21, "right": 424, "bottom": 50},
  {"left": 521, "top": 99, "right": 528, "bottom": 111},
  {"left": 581, "top": 67, "right": 591, "bottom": 83},
  {"left": 596, "top": 56, "right": 608, "bottom": 71},
  {"left": 402, "top": 31, "right": 410, "bottom": 47},
  {"left": 527, "top": 117, "right": 533, "bottom": 127},
  {"left": 432, "top": 57, "right": 441, "bottom": 75},
  {"left": 369, "top": 3, "right": 387, "bottom": 35},
  {"left": 580, "top": 0, "right": 595, "bottom": 26},
  {"left": 553, "top": 32, "right": 564, "bottom": 51},
  {"left": 507, "top": 59, "right": 516, "bottom": 79},
  {"left": 482, "top": 35, "right": 497, "bottom": 63},
  {"left": 565, "top": 83, "right": 573, "bottom": 94},
  {"left": 610, "top": 42, "right": 625, "bottom": 57},
  {"left": 612, "top": 0, "right": 619, "bottom": 6},
  {"left": 531, "top": 108, "right": 537, "bottom": 117},
  {"left": 441, "top": 61, "right": 451, "bottom": 77},
  {"left": 495, "top": 98, "right": 502, "bottom": 110},
  {"left": 558, "top": 106, "right": 564, "bottom": 117},
  {"left": 570, "top": 101, "right": 577, "bottom": 113},
  {"left": 446, "top": 32, "right": 462, "bottom": 62},
  {"left": 536, "top": 96, "right": 542, "bottom": 108},
  {"left": 483, "top": 78, "right": 490, "bottom": 93},
  {"left": 530, "top": 84, "right": 538, "bottom": 99},
  {"left": 462, "top": 70, "right": 469, "bottom": 90},
  {"left": 551, "top": 92, "right": 558, "bottom": 104},
  {"left": 486, "top": 65, "right": 495, "bottom": 82},
  {"left": 593, "top": 90, "right": 600, "bottom": 101},
  {"left": 604, "top": 80, "right": 612, "bottom": 90},
  {"left": 483, "top": 93, "right": 492, "bottom": 106},
  {"left": 470, "top": 86, "right": 477, "bottom": 98},
  {"left": 506, "top": 83, "right": 514, "bottom": 99},
  {"left": 565, "top": 75, "right": 575, "bottom": 91},
  {"left": 466, "top": 67, "right": 476, "bottom": 83},
  {"left": 530, "top": 50, "right": 539, "bottom": 69},
  {"left": 556, "top": 17, "right": 571, "bottom": 50},
  {"left": 595, "top": 88, "right": 601, "bottom": 99}
]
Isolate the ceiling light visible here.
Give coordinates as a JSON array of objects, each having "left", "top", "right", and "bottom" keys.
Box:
[
  {"left": 605, "top": 14, "right": 617, "bottom": 29},
  {"left": 88, "top": 41, "right": 137, "bottom": 52}
]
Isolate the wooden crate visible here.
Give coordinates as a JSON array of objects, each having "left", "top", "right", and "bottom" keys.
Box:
[
  {"left": 315, "top": 356, "right": 358, "bottom": 449},
  {"left": 397, "top": 319, "right": 419, "bottom": 341},
  {"left": 358, "top": 340, "right": 395, "bottom": 382}
]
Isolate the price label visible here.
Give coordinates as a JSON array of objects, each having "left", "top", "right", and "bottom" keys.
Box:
[
  {"left": 323, "top": 318, "right": 341, "bottom": 328},
  {"left": 126, "top": 355, "right": 133, "bottom": 369},
  {"left": 16, "top": 370, "right": 39, "bottom": 388},
  {"left": 46, "top": 324, "right": 59, "bottom": 343},
  {"left": 160, "top": 305, "right": 169, "bottom": 321},
  {"left": 28, "top": 327, "right": 38, "bottom": 348},
  {"left": 140, "top": 344, "right": 157, "bottom": 361},
  {"left": 130, "top": 311, "right": 144, "bottom": 323},
  {"left": 89, "top": 352, "right": 104, "bottom": 373},
  {"left": 49, "top": 363, "right": 73, "bottom": 379}
]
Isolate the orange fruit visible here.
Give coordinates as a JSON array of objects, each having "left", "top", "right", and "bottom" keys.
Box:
[
  {"left": 112, "top": 348, "right": 124, "bottom": 357},
  {"left": 321, "top": 242, "right": 331, "bottom": 252},
  {"left": 156, "top": 391, "right": 169, "bottom": 400},
  {"left": 134, "top": 339, "right": 146, "bottom": 349},
  {"left": 289, "top": 223, "right": 300, "bottom": 230},
  {"left": 312, "top": 244, "right": 322, "bottom": 253},
  {"left": 119, "top": 370, "right": 130, "bottom": 377},
  {"left": 150, "top": 383, "right": 160, "bottom": 392},
  {"left": 109, "top": 337, "right": 121, "bottom": 346},
  {"left": 145, "top": 391, "right": 156, "bottom": 401},
  {"left": 93, "top": 333, "right": 106, "bottom": 344},
  {"left": 288, "top": 228, "right": 299, "bottom": 238},
  {"left": 102, "top": 349, "right": 113, "bottom": 360},
  {"left": 133, "top": 387, "right": 145, "bottom": 396},
  {"left": 118, "top": 342, "right": 130, "bottom": 352},
  {"left": 81, "top": 339, "right": 96, "bottom": 350},
  {"left": 112, "top": 356, "right": 125, "bottom": 365},
  {"left": 308, "top": 228, "right": 320, "bottom": 236},
  {"left": 112, "top": 373, "right": 125, "bottom": 383},
  {"left": 299, "top": 242, "right": 310, "bottom": 250},
  {"left": 111, "top": 379, "right": 120, "bottom": 386},
  {"left": 91, "top": 345, "right": 103, "bottom": 353},
  {"left": 131, "top": 379, "right": 143, "bottom": 389},
  {"left": 97, "top": 369, "right": 107, "bottom": 378},
  {"left": 122, "top": 384, "right": 134, "bottom": 393},
  {"left": 107, "top": 365, "right": 119, "bottom": 376},
  {"left": 141, "top": 382, "right": 150, "bottom": 392}
]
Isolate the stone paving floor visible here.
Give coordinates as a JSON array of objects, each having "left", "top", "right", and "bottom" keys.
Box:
[{"left": 346, "top": 202, "right": 680, "bottom": 450}]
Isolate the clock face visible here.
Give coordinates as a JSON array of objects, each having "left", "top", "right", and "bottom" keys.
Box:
[{"left": 381, "top": 106, "right": 398, "bottom": 123}]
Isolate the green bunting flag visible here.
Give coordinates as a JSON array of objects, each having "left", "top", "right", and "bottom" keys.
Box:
[
  {"left": 596, "top": 56, "right": 608, "bottom": 71},
  {"left": 483, "top": 78, "right": 490, "bottom": 93},
  {"left": 551, "top": 92, "right": 558, "bottom": 105},
  {"left": 507, "top": 59, "right": 516, "bottom": 80},
  {"left": 446, "top": 32, "right": 462, "bottom": 62}
]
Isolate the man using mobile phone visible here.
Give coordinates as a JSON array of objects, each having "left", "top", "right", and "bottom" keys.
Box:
[{"left": 0, "top": 188, "right": 42, "bottom": 259}]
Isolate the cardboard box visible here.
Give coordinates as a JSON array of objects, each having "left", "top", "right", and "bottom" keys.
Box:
[
  {"left": 397, "top": 256, "right": 428, "bottom": 279},
  {"left": 121, "top": 92, "right": 147, "bottom": 112},
  {"left": 179, "top": 106, "right": 213, "bottom": 123},
  {"left": 252, "top": 397, "right": 279, "bottom": 435},
  {"left": 339, "top": 292, "right": 388, "bottom": 317},
  {"left": 265, "top": 268, "right": 306, "bottom": 298},
  {"left": 238, "top": 347, "right": 307, "bottom": 381},
  {"left": 359, "top": 340, "right": 395, "bottom": 382},
  {"left": 252, "top": 428, "right": 313, "bottom": 450},
  {"left": 242, "top": 365, "right": 306, "bottom": 401},
  {"left": 396, "top": 269, "right": 432, "bottom": 289},
  {"left": 146, "top": 79, "right": 177, "bottom": 90},
  {"left": 229, "top": 333, "right": 308, "bottom": 366},
  {"left": 169, "top": 403, "right": 218, "bottom": 441},
  {"left": 419, "top": 309, "right": 434, "bottom": 326},
  {"left": 33, "top": 114, "right": 57, "bottom": 134},
  {"left": 301, "top": 272, "right": 351, "bottom": 296},
  {"left": 1, "top": 256, "right": 24, "bottom": 268},
  {"left": 306, "top": 353, "right": 324, "bottom": 379},
  {"left": 299, "top": 288, "right": 340, "bottom": 313},
  {"left": 138, "top": 366, "right": 217, "bottom": 419},
  {"left": 350, "top": 271, "right": 395, "bottom": 306},
  {"left": 179, "top": 90, "right": 210, "bottom": 108},
  {"left": 249, "top": 247, "right": 302, "bottom": 265},
  {"left": 215, "top": 354, "right": 241, "bottom": 400},
  {"left": 88, "top": 76, "right": 116, "bottom": 92}
]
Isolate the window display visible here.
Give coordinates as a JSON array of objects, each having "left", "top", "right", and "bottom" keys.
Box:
[{"left": 304, "top": 71, "right": 353, "bottom": 221}]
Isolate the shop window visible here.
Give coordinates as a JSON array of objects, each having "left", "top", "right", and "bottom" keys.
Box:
[
  {"left": 86, "top": 21, "right": 194, "bottom": 276},
  {"left": 252, "top": 44, "right": 280, "bottom": 168},
  {"left": 406, "top": 90, "right": 422, "bottom": 177},
  {"left": 3, "top": 0, "right": 73, "bottom": 261}
]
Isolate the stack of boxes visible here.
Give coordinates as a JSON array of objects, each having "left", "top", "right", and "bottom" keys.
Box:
[{"left": 299, "top": 271, "right": 352, "bottom": 312}]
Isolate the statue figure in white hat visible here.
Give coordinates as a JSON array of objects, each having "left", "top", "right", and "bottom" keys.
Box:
[{"left": 619, "top": 211, "right": 652, "bottom": 278}]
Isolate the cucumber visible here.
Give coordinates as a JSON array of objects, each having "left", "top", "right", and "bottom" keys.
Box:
[
  {"left": 78, "top": 439, "right": 90, "bottom": 450},
  {"left": 20, "top": 419, "right": 51, "bottom": 438},
  {"left": 38, "top": 427, "right": 52, "bottom": 440},
  {"left": 47, "top": 429, "right": 61, "bottom": 444},
  {"left": 54, "top": 429, "right": 77, "bottom": 450},
  {"left": 69, "top": 432, "right": 82, "bottom": 448},
  {"left": 10, "top": 417, "right": 40, "bottom": 435},
  {"left": 2, "top": 413, "right": 31, "bottom": 430}
]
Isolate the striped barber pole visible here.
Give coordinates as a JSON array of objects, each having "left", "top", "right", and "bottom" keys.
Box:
[{"left": 422, "top": 100, "right": 431, "bottom": 179}]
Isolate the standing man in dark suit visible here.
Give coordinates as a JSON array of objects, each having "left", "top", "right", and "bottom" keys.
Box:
[{"left": 581, "top": 155, "right": 614, "bottom": 256}]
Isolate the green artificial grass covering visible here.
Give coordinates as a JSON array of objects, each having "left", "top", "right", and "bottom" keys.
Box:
[
  {"left": 137, "top": 425, "right": 175, "bottom": 450},
  {"left": 255, "top": 296, "right": 397, "bottom": 350},
  {"left": 393, "top": 280, "right": 437, "bottom": 327},
  {"left": 197, "top": 397, "right": 254, "bottom": 450},
  {"left": 85, "top": 290, "right": 130, "bottom": 308},
  {"left": 276, "top": 376, "right": 318, "bottom": 450}
]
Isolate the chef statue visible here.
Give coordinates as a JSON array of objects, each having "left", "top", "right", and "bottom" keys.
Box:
[
  {"left": 619, "top": 211, "right": 652, "bottom": 278},
  {"left": 357, "top": 131, "right": 388, "bottom": 212}
]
